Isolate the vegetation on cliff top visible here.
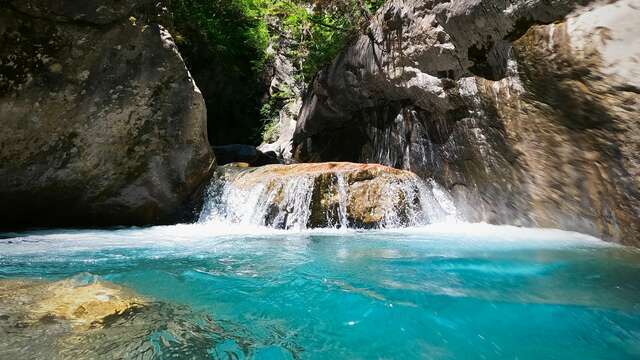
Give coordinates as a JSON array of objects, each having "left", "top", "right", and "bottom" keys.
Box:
[
  {"left": 171, "top": 0, "right": 384, "bottom": 78},
  {"left": 265, "top": 0, "right": 385, "bottom": 79},
  {"left": 167, "top": 0, "right": 384, "bottom": 145}
]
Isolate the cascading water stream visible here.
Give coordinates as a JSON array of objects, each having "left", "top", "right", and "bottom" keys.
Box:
[
  {"left": 335, "top": 174, "right": 349, "bottom": 228},
  {"left": 198, "top": 163, "right": 458, "bottom": 230}
]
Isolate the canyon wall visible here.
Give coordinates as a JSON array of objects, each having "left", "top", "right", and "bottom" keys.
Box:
[
  {"left": 0, "top": 0, "right": 214, "bottom": 228},
  {"left": 292, "top": 0, "right": 640, "bottom": 245}
]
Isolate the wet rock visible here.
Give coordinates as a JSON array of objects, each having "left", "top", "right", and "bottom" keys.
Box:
[
  {"left": 213, "top": 144, "right": 280, "bottom": 167},
  {"left": 33, "top": 280, "right": 144, "bottom": 329},
  {"left": 201, "top": 162, "right": 456, "bottom": 228},
  {"left": 0, "top": 277, "right": 144, "bottom": 330},
  {"left": 0, "top": 2, "right": 214, "bottom": 228},
  {"left": 291, "top": 0, "right": 640, "bottom": 245},
  {"left": 0, "top": 276, "right": 233, "bottom": 359}
]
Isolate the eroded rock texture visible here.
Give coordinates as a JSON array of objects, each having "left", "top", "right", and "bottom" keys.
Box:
[
  {"left": 293, "top": 0, "right": 640, "bottom": 245},
  {"left": 0, "top": 1, "right": 214, "bottom": 228}
]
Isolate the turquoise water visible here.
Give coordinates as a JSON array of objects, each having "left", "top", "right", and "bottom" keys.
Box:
[{"left": 1, "top": 223, "right": 640, "bottom": 359}]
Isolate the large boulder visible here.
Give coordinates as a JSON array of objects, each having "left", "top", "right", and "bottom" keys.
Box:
[
  {"left": 292, "top": 0, "right": 640, "bottom": 245},
  {"left": 200, "top": 162, "right": 457, "bottom": 229},
  {"left": 0, "top": 1, "right": 214, "bottom": 228}
]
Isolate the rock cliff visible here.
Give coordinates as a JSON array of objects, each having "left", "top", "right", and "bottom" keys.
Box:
[
  {"left": 257, "top": 16, "right": 306, "bottom": 161},
  {"left": 292, "top": 0, "right": 640, "bottom": 245},
  {"left": 0, "top": 0, "right": 214, "bottom": 228}
]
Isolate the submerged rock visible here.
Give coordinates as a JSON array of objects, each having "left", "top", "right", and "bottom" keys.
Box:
[
  {"left": 200, "top": 162, "right": 457, "bottom": 229},
  {"left": 0, "top": 276, "right": 234, "bottom": 359},
  {"left": 291, "top": 0, "right": 640, "bottom": 245},
  {"left": 0, "top": 277, "right": 144, "bottom": 330},
  {"left": 0, "top": 1, "right": 214, "bottom": 229}
]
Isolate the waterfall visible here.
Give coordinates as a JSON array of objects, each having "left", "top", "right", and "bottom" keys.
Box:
[
  {"left": 335, "top": 174, "right": 349, "bottom": 228},
  {"left": 198, "top": 171, "right": 315, "bottom": 230},
  {"left": 198, "top": 164, "right": 458, "bottom": 229}
]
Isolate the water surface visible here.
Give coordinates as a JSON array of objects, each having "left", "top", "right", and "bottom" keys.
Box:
[{"left": 1, "top": 223, "right": 639, "bottom": 359}]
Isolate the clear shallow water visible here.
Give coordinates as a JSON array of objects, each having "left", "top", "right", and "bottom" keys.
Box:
[{"left": 1, "top": 223, "right": 640, "bottom": 359}]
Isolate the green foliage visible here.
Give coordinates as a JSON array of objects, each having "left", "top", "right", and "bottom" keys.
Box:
[
  {"left": 261, "top": 117, "right": 281, "bottom": 143},
  {"left": 168, "top": 0, "right": 273, "bottom": 145},
  {"left": 170, "top": 0, "right": 386, "bottom": 81},
  {"left": 267, "top": 0, "right": 386, "bottom": 79},
  {"left": 170, "top": 0, "right": 271, "bottom": 73},
  {"left": 259, "top": 86, "right": 293, "bottom": 142},
  {"left": 167, "top": 0, "right": 386, "bottom": 145}
]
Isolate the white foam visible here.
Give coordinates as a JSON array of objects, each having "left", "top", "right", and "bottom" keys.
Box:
[
  {"left": 373, "top": 222, "right": 611, "bottom": 247},
  {"left": 0, "top": 222, "right": 612, "bottom": 256}
]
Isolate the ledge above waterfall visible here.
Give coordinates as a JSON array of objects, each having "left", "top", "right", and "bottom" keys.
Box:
[{"left": 199, "top": 162, "right": 457, "bottom": 230}]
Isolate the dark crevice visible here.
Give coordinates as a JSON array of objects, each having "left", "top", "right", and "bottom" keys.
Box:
[
  {"left": 177, "top": 39, "right": 267, "bottom": 146},
  {"left": 467, "top": 41, "right": 494, "bottom": 79},
  {"left": 169, "top": 3, "right": 268, "bottom": 146}
]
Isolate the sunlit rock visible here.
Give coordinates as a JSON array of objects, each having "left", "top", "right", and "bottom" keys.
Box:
[{"left": 0, "top": 277, "right": 144, "bottom": 330}]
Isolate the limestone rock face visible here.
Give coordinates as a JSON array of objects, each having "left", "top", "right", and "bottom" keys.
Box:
[
  {"left": 201, "top": 162, "right": 457, "bottom": 229},
  {"left": 0, "top": 1, "right": 214, "bottom": 228},
  {"left": 292, "top": 0, "right": 640, "bottom": 245},
  {"left": 258, "top": 23, "right": 305, "bottom": 161}
]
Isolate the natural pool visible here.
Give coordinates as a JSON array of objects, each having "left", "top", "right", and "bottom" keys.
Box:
[{"left": 1, "top": 223, "right": 639, "bottom": 359}]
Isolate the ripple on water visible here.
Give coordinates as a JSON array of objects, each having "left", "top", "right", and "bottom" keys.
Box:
[{"left": 0, "top": 224, "right": 639, "bottom": 359}]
